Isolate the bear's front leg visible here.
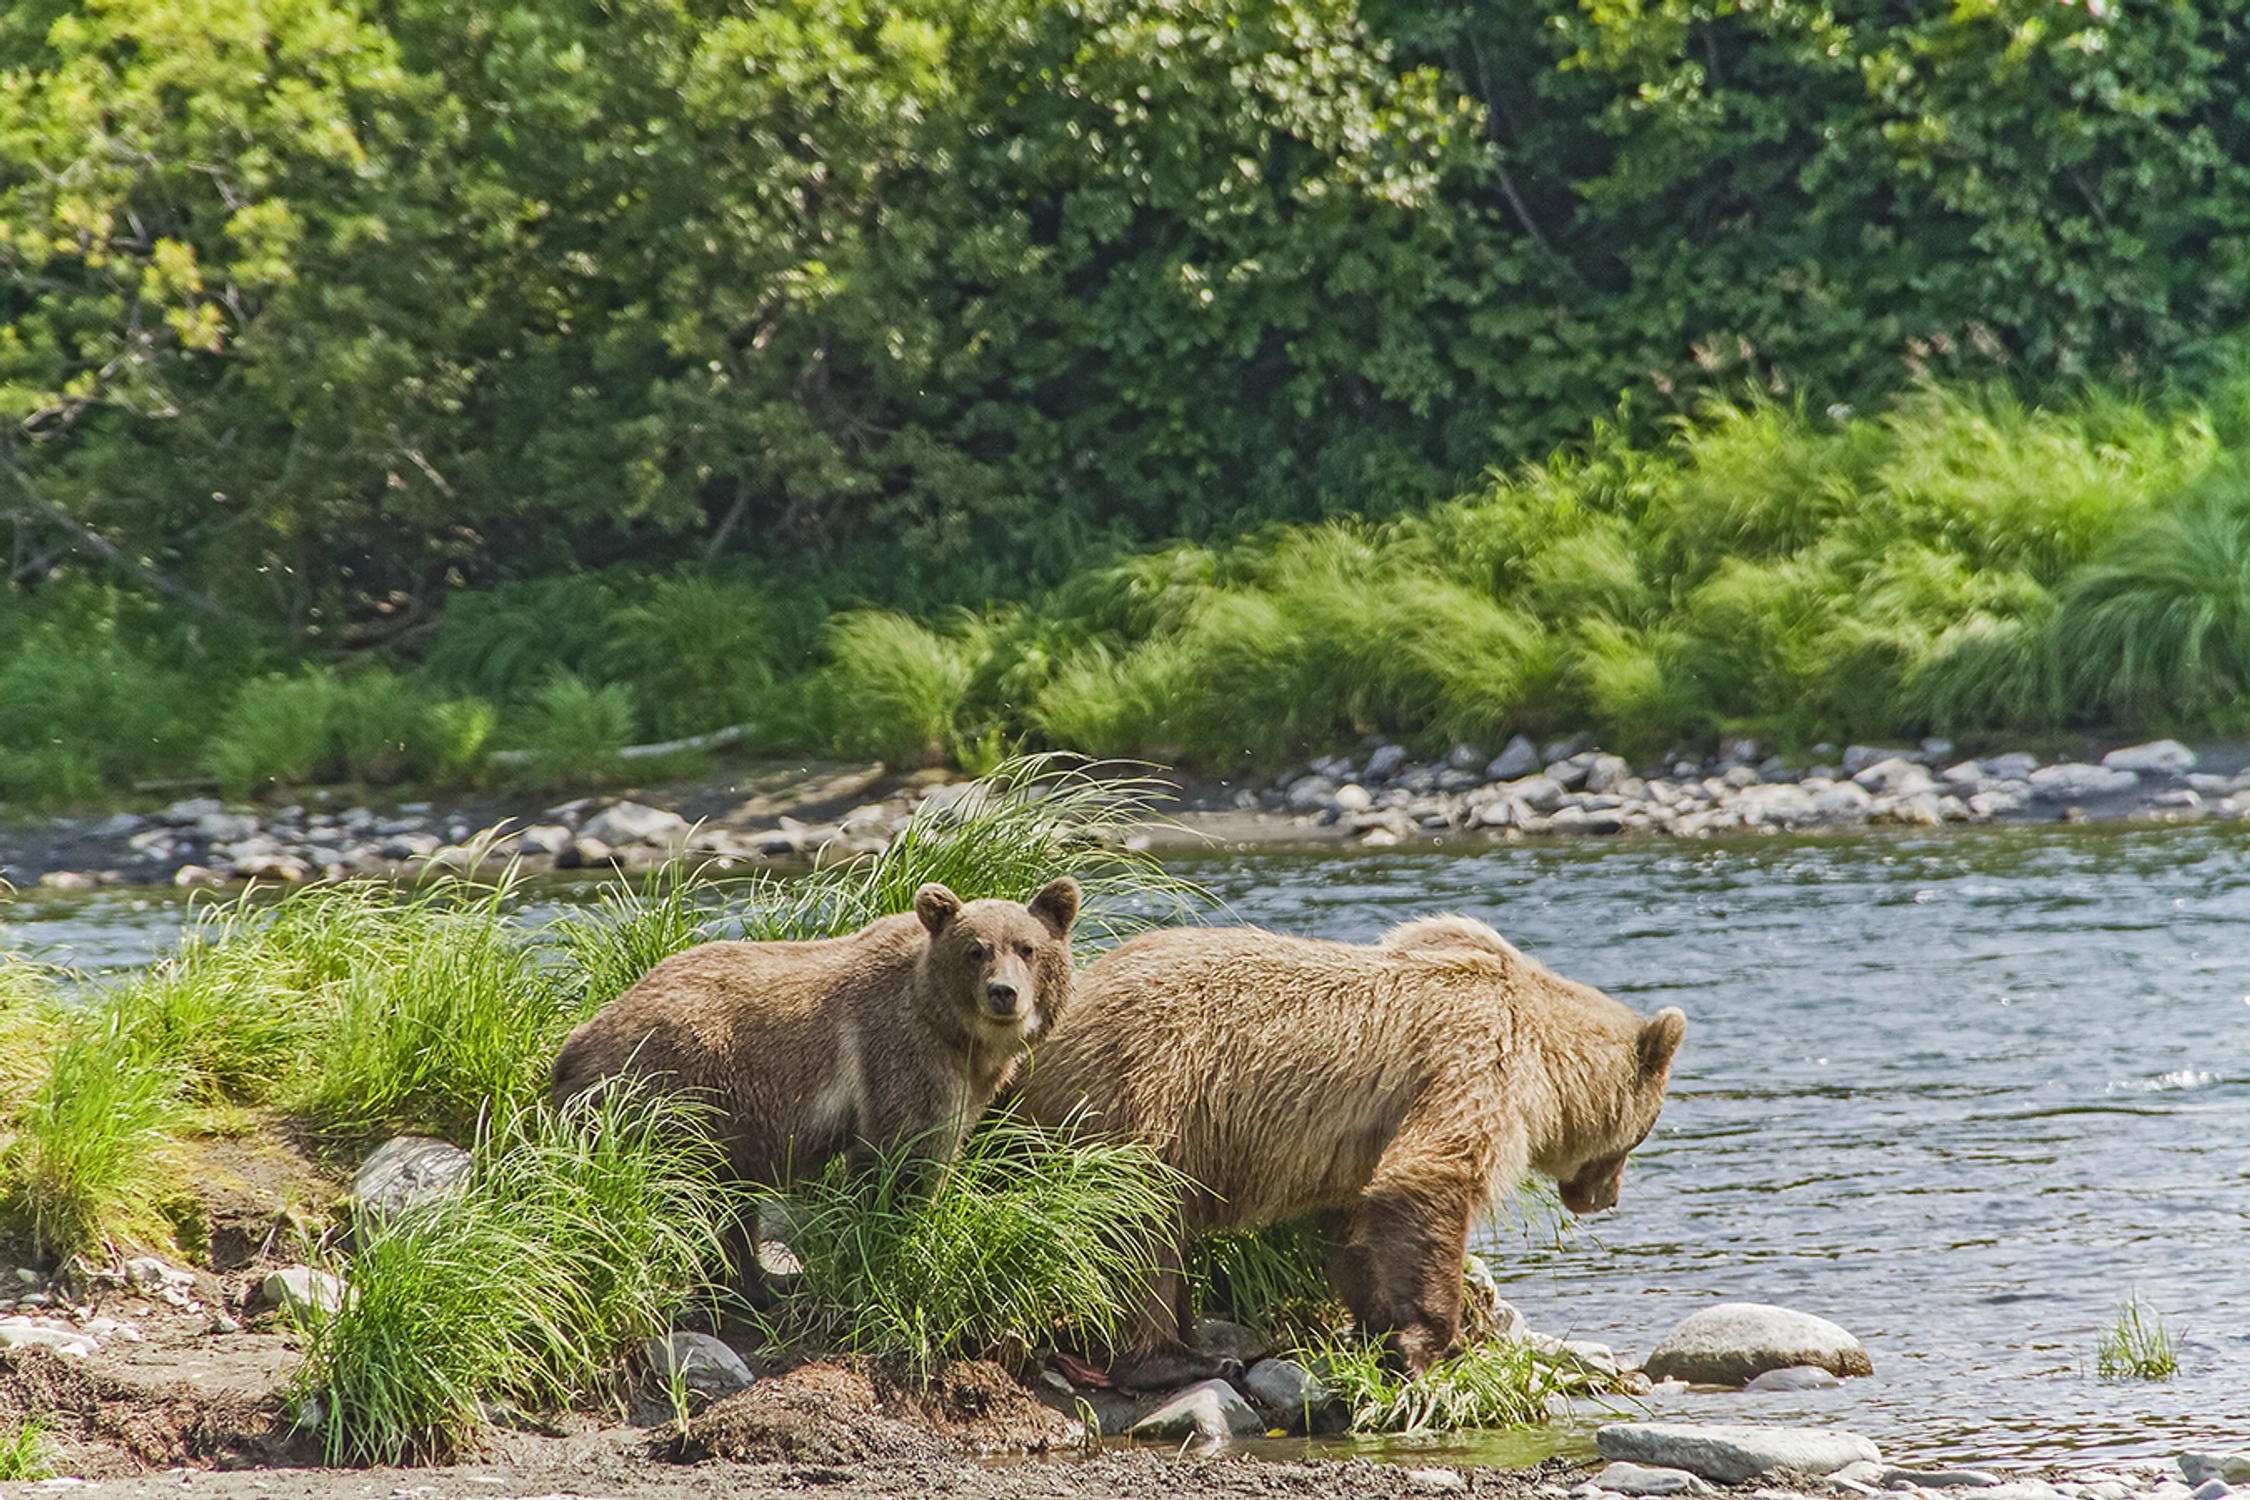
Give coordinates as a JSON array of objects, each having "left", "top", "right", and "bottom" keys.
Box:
[{"left": 1356, "top": 1184, "right": 1475, "bottom": 1378}]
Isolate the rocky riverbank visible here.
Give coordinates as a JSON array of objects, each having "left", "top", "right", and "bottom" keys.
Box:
[{"left": 8, "top": 735, "right": 2247, "bottom": 893}]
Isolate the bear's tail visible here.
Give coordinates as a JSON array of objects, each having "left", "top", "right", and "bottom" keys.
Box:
[{"left": 1378, "top": 913, "right": 1521, "bottom": 959}]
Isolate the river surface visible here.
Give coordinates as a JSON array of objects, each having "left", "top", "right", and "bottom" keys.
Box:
[{"left": 8, "top": 824, "right": 2249, "bottom": 1470}]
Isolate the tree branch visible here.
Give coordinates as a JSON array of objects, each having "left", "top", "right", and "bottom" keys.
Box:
[{"left": 0, "top": 456, "right": 235, "bottom": 620}]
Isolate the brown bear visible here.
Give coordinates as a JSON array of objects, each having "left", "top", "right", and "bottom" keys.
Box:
[
  {"left": 551, "top": 877, "right": 1081, "bottom": 1189},
  {"left": 1017, "top": 913, "right": 1685, "bottom": 1383}
]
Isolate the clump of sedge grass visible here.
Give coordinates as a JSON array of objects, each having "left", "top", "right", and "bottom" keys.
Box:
[
  {"left": 2095, "top": 1295, "right": 2179, "bottom": 1382},
  {"left": 727, "top": 752, "right": 1202, "bottom": 946},
  {"left": 553, "top": 863, "right": 723, "bottom": 1020},
  {"left": 1306, "top": 1332, "right": 1625, "bottom": 1434},
  {"left": 0, "top": 1012, "right": 181, "bottom": 1262},
  {"left": 1189, "top": 1219, "right": 1345, "bottom": 1348},
  {"left": 294, "top": 1085, "right": 744, "bottom": 1466},
  {"left": 773, "top": 1108, "right": 1186, "bottom": 1381},
  {"left": 0, "top": 1419, "right": 55, "bottom": 1481}
]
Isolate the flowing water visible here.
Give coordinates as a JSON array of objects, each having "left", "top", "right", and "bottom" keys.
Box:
[{"left": 8, "top": 824, "right": 2249, "bottom": 1468}]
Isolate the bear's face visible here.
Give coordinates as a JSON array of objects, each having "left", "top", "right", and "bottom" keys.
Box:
[
  {"left": 914, "top": 877, "right": 1081, "bottom": 1041},
  {"left": 1553, "top": 1005, "right": 1686, "bottom": 1215}
]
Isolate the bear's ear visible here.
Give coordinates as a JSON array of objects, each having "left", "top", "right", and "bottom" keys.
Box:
[
  {"left": 915, "top": 883, "right": 963, "bottom": 935},
  {"left": 1027, "top": 876, "right": 1081, "bottom": 938},
  {"left": 1637, "top": 1007, "right": 1686, "bottom": 1081}
]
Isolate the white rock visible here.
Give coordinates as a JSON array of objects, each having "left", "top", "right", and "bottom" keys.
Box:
[
  {"left": 518, "top": 824, "right": 574, "bottom": 856},
  {"left": 261, "top": 1265, "right": 347, "bottom": 1318},
  {"left": 1130, "top": 1378, "right": 1264, "bottom": 1442},
  {"left": 1585, "top": 754, "right": 1633, "bottom": 794},
  {"left": 353, "top": 1135, "right": 473, "bottom": 1228},
  {"left": 1878, "top": 1469, "right": 2002, "bottom": 1489},
  {"left": 1643, "top": 1303, "right": 1872, "bottom": 1387},
  {"left": 1447, "top": 743, "right": 1485, "bottom": 771},
  {"left": 0, "top": 1316, "right": 96, "bottom": 1357},
  {"left": 1508, "top": 774, "right": 1566, "bottom": 813},
  {"left": 1810, "top": 783, "right": 1874, "bottom": 822},
  {"left": 579, "top": 801, "right": 690, "bottom": 847},
  {"left": 2102, "top": 739, "right": 2196, "bottom": 774},
  {"left": 1939, "top": 760, "right": 1984, "bottom": 787},
  {"left": 1597, "top": 1463, "right": 1714, "bottom": 1496},
  {"left": 2029, "top": 763, "right": 2139, "bottom": 802},
  {"left": 1407, "top": 1471, "right": 1468, "bottom": 1494},
  {"left": 1841, "top": 746, "right": 1911, "bottom": 777},
  {"left": 642, "top": 1330, "right": 755, "bottom": 1400},
  {"left": 125, "top": 1256, "right": 197, "bottom": 1296},
  {"left": 1333, "top": 783, "right": 1374, "bottom": 814},
  {"left": 1968, "top": 783, "right": 2032, "bottom": 817},
  {"left": 1598, "top": 1423, "right": 1880, "bottom": 1484},
  {"left": 1852, "top": 758, "right": 1936, "bottom": 798}
]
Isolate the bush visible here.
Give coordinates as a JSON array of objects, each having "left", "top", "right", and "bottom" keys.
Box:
[
  {"left": 824, "top": 611, "right": 974, "bottom": 766},
  {"left": 0, "top": 1011, "right": 181, "bottom": 1262},
  {"left": 295, "top": 1087, "right": 743, "bottom": 1465},
  {"left": 518, "top": 671, "right": 637, "bottom": 788},
  {"left": 773, "top": 1109, "right": 1184, "bottom": 1379}
]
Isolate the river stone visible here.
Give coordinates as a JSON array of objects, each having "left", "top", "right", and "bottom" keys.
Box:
[
  {"left": 1362, "top": 744, "right": 1407, "bottom": 781},
  {"left": 1879, "top": 1468, "right": 2002, "bottom": 1489},
  {"left": 0, "top": 1317, "right": 97, "bottom": 1357},
  {"left": 579, "top": 801, "right": 690, "bottom": 847},
  {"left": 2184, "top": 1457, "right": 2250, "bottom": 1487},
  {"left": 1332, "top": 783, "right": 1374, "bottom": 814},
  {"left": 1287, "top": 774, "right": 1339, "bottom": 811},
  {"left": 1643, "top": 1303, "right": 1872, "bottom": 1387},
  {"left": 518, "top": 823, "right": 574, "bottom": 857},
  {"left": 1509, "top": 774, "right": 1566, "bottom": 813},
  {"left": 1841, "top": 746, "right": 1911, "bottom": 777},
  {"left": 2028, "top": 763, "right": 2139, "bottom": 802},
  {"left": 2187, "top": 1482, "right": 2230, "bottom": 1500},
  {"left": 1407, "top": 1471, "right": 1467, "bottom": 1493},
  {"left": 2102, "top": 739, "right": 2196, "bottom": 775},
  {"left": 353, "top": 1135, "right": 474, "bottom": 1228},
  {"left": 1130, "top": 1378, "right": 1264, "bottom": 1442},
  {"left": 1488, "top": 736, "right": 1541, "bottom": 782},
  {"left": 1740, "top": 1365, "right": 1841, "bottom": 1393},
  {"left": 1596, "top": 1463, "right": 1714, "bottom": 1496},
  {"left": 1596, "top": 1423, "right": 1880, "bottom": 1483},
  {"left": 1193, "top": 1317, "right": 1268, "bottom": 1366},
  {"left": 260, "top": 1265, "right": 347, "bottom": 1318},
  {"left": 1810, "top": 783, "right": 1874, "bottom": 822},
  {"left": 1244, "top": 1357, "right": 1339, "bottom": 1432},
  {"left": 643, "top": 1330, "right": 755, "bottom": 1401},
  {"left": 1851, "top": 758, "right": 1935, "bottom": 798}
]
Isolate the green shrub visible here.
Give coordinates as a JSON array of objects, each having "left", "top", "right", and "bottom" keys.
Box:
[
  {"left": 774, "top": 1109, "right": 1183, "bottom": 1379},
  {"left": 519, "top": 671, "right": 637, "bottom": 788},
  {"left": 296, "top": 1087, "right": 742, "bottom": 1465},
  {"left": 0, "top": 1011, "right": 182, "bottom": 1263},
  {"left": 206, "top": 671, "right": 341, "bottom": 798},
  {"left": 606, "top": 575, "right": 775, "bottom": 740},
  {"left": 422, "top": 576, "right": 629, "bottom": 703},
  {"left": 292, "top": 876, "right": 572, "bottom": 1139},
  {"left": 2058, "top": 473, "right": 2250, "bottom": 727},
  {"left": 824, "top": 611, "right": 974, "bottom": 766}
]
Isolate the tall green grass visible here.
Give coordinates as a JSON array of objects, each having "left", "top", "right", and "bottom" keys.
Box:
[
  {"left": 0, "top": 1011, "right": 181, "bottom": 1261},
  {"left": 774, "top": 1110, "right": 1185, "bottom": 1380},
  {"left": 2094, "top": 1295, "right": 2180, "bottom": 1382},
  {"left": 0, "top": 1420, "right": 54, "bottom": 1482},
  {"left": 206, "top": 668, "right": 496, "bottom": 798},
  {"left": 295, "top": 1087, "right": 743, "bottom": 1465},
  {"left": 823, "top": 610, "right": 975, "bottom": 766},
  {"left": 1307, "top": 1334, "right": 1623, "bottom": 1434}
]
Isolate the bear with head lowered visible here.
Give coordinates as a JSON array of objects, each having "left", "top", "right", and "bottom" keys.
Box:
[
  {"left": 552, "top": 877, "right": 1081, "bottom": 1187},
  {"left": 1018, "top": 912, "right": 1685, "bottom": 1384}
]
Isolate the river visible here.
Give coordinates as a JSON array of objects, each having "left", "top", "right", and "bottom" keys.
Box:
[{"left": 7, "top": 823, "right": 2248, "bottom": 1469}]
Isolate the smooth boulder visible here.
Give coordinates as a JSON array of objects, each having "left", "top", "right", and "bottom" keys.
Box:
[
  {"left": 1130, "top": 1379, "right": 1265, "bottom": 1443},
  {"left": 353, "top": 1135, "right": 473, "bottom": 1228},
  {"left": 1596, "top": 1422, "right": 1880, "bottom": 1483},
  {"left": 643, "top": 1331, "right": 756, "bottom": 1402},
  {"left": 1642, "top": 1302, "right": 1872, "bottom": 1387}
]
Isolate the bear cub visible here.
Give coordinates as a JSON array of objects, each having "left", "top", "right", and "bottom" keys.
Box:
[
  {"left": 551, "top": 876, "right": 1081, "bottom": 1188},
  {"left": 1019, "top": 913, "right": 1686, "bottom": 1384}
]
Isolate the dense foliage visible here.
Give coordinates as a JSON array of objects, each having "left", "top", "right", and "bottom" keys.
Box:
[
  {"left": 8, "top": 0, "right": 2250, "bottom": 800},
  {"left": 6, "top": 0, "right": 2250, "bottom": 615}
]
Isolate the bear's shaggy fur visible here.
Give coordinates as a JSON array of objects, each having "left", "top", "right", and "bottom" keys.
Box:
[
  {"left": 552, "top": 877, "right": 1081, "bottom": 1187},
  {"left": 1018, "top": 913, "right": 1685, "bottom": 1380}
]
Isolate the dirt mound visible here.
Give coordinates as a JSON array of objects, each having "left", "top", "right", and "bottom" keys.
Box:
[
  {"left": 661, "top": 1363, "right": 959, "bottom": 1466},
  {"left": 0, "top": 1344, "right": 295, "bottom": 1475},
  {"left": 873, "top": 1359, "right": 1083, "bottom": 1454}
]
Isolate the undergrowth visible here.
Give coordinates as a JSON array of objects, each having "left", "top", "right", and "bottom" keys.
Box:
[
  {"left": 0, "top": 1420, "right": 54, "bottom": 1482},
  {"left": 1307, "top": 1334, "right": 1627, "bottom": 1434}
]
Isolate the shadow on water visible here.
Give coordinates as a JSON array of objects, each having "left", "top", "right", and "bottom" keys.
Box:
[{"left": 9, "top": 820, "right": 2249, "bottom": 1465}]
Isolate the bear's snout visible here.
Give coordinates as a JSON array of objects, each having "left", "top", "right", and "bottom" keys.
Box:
[
  {"left": 1559, "top": 1152, "right": 1626, "bottom": 1214},
  {"left": 984, "top": 979, "right": 1022, "bottom": 1019}
]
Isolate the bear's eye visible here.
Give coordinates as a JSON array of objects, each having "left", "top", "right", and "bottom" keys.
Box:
[
  {"left": 1014, "top": 942, "right": 1034, "bottom": 960},
  {"left": 964, "top": 940, "right": 988, "bottom": 962}
]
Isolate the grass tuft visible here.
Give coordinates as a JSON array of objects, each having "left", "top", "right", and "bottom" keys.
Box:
[
  {"left": 1188, "top": 1220, "right": 1344, "bottom": 1347},
  {"left": 0, "top": 1010, "right": 181, "bottom": 1262},
  {"left": 295, "top": 1085, "right": 744, "bottom": 1466},
  {"left": 1306, "top": 1333, "right": 1625, "bottom": 1434},
  {"left": 2094, "top": 1295, "right": 2179, "bottom": 1382},
  {"left": 0, "top": 1420, "right": 54, "bottom": 1482},
  {"left": 773, "top": 1108, "right": 1186, "bottom": 1380}
]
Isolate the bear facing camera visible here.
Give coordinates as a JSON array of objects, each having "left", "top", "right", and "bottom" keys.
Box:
[{"left": 551, "top": 875, "right": 1082, "bottom": 1191}]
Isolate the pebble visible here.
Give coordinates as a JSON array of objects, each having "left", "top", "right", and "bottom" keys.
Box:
[
  {"left": 1597, "top": 1463, "right": 1714, "bottom": 1496},
  {"left": 260, "top": 1265, "right": 347, "bottom": 1318},
  {"left": 1406, "top": 1471, "right": 1468, "bottom": 1494},
  {"left": 352, "top": 1135, "right": 474, "bottom": 1229}
]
